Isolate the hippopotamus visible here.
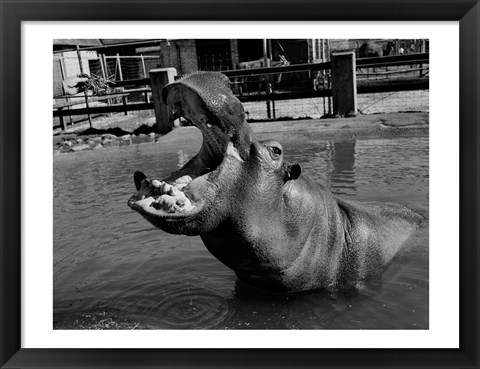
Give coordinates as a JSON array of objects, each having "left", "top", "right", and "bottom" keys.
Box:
[{"left": 127, "top": 71, "right": 424, "bottom": 293}]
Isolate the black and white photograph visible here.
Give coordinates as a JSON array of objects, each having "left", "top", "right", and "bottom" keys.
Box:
[
  {"left": 4, "top": 0, "right": 480, "bottom": 365},
  {"left": 52, "top": 38, "right": 429, "bottom": 330}
]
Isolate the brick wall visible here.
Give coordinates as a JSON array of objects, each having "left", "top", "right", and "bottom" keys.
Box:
[
  {"left": 230, "top": 40, "right": 240, "bottom": 69},
  {"left": 158, "top": 40, "right": 198, "bottom": 75},
  {"left": 178, "top": 40, "right": 198, "bottom": 74}
]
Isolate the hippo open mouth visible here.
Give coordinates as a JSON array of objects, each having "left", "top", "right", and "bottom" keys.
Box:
[
  {"left": 127, "top": 72, "right": 253, "bottom": 230},
  {"left": 128, "top": 172, "right": 204, "bottom": 219}
]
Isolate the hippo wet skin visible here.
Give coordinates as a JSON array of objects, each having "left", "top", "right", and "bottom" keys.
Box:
[{"left": 128, "top": 71, "right": 424, "bottom": 293}]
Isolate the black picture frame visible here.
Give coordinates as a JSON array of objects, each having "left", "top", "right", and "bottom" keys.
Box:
[{"left": 1, "top": 0, "right": 479, "bottom": 368}]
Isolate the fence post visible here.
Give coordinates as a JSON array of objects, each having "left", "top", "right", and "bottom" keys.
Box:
[
  {"left": 77, "top": 46, "right": 92, "bottom": 127},
  {"left": 76, "top": 47, "right": 84, "bottom": 74},
  {"left": 150, "top": 68, "right": 177, "bottom": 134},
  {"left": 141, "top": 55, "right": 147, "bottom": 78},
  {"left": 102, "top": 54, "right": 108, "bottom": 77},
  {"left": 331, "top": 52, "right": 357, "bottom": 117},
  {"left": 116, "top": 53, "right": 123, "bottom": 81},
  {"left": 99, "top": 55, "right": 106, "bottom": 78}
]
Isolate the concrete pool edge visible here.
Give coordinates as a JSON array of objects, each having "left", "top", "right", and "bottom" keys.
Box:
[
  {"left": 53, "top": 112, "right": 429, "bottom": 157},
  {"left": 159, "top": 112, "right": 429, "bottom": 146}
]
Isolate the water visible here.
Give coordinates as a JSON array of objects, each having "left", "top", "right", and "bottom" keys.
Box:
[{"left": 53, "top": 134, "right": 429, "bottom": 330}]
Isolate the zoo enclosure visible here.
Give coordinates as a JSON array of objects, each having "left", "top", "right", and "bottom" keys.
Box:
[
  {"left": 53, "top": 52, "right": 429, "bottom": 129},
  {"left": 53, "top": 54, "right": 161, "bottom": 129}
]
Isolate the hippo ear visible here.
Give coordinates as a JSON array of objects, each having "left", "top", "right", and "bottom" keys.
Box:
[
  {"left": 284, "top": 164, "right": 302, "bottom": 182},
  {"left": 134, "top": 171, "right": 147, "bottom": 191}
]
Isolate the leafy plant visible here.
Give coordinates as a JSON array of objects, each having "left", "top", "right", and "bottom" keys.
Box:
[{"left": 77, "top": 73, "right": 116, "bottom": 95}]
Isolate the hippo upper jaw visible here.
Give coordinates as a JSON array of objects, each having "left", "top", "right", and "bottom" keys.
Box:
[{"left": 163, "top": 71, "right": 253, "bottom": 160}]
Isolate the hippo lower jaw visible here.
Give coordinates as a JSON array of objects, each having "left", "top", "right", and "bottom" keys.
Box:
[
  {"left": 127, "top": 173, "right": 206, "bottom": 221},
  {"left": 127, "top": 145, "right": 217, "bottom": 234}
]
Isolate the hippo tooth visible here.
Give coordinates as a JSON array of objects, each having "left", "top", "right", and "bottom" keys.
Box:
[
  {"left": 177, "top": 191, "right": 187, "bottom": 200},
  {"left": 176, "top": 197, "right": 186, "bottom": 206},
  {"left": 151, "top": 194, "right": 177, "bottom": 212},
  {"left": 160, "top": 194, "right": 176, "bottom": 206},
  {"left": 160, "top": 182, "right": 173, "bottom": 194},
  {"left": 172, "top": 176, "right": 192, "bottom": 193},
  {"left": 168, "top": 186, "right": 181, "bottom": 196},
  {"left": 174, "top": 175, "right": 192, "bottom": 185},
  {"left": 174, "top": 197, "right": 196, "bottom": 212},
  {"left": 175, "top": 183, "right": 187, "bottom": 191}
]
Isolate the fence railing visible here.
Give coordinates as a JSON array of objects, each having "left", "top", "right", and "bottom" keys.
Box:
[{"left": 221, "top": 53, "right": 429, "bottom": 102}]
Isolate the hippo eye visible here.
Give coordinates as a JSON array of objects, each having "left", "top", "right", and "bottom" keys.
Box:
[{"left": 269, "top": 146, "right": 282, "bottom": 156}]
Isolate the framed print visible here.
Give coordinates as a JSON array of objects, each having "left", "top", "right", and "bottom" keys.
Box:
[{"left": 1, "top": 0, "right": 479, "bottom": 368}]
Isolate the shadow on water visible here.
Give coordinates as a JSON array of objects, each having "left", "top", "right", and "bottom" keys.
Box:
[
  {"left": 53, "top": 135, "right": 429, "bottom": 330},
  {"left": 54, "top": 124, "right": 158, "bottom": 138},
  {"left": 331, "top": 141, "right": 357, "bottom": 196}
]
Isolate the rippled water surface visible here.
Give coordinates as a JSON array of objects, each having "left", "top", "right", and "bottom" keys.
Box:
[{"left": 53, "top": 134, "right": 428, "bottom": 330}]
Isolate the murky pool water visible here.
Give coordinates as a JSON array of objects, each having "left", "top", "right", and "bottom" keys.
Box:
[{"left": 53, "top": 133, "right": 428, "bottom": 330}]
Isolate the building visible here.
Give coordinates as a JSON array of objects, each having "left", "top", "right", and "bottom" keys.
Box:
[
  {"left": 53, "top": 39, "right": 164, "bottom": 97},
  {"left": 53, "top": 38, "right": 428, "bottom": 97}
]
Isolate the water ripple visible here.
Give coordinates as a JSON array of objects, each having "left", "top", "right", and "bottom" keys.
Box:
[{"left": 152, "top": 285, "right": 230, "bottom": 329}]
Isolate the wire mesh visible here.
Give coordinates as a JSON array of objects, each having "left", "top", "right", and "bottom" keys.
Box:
[
  {"left": 53, "top": 47, "right": 428, "bottom": 120},
  {"left": 53, "top": 54, "right": 160, "bottom": 98},
  {"left": 87, "top": 58, "right": 103, "bottom": 77},
  {"left": 357, "top": 90, "right": 429, "bottom": 114}
]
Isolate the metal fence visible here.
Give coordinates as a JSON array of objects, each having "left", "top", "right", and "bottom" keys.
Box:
[
  {"left": 53, "top": 54, "right": 161, "bottom": 98},
  {"left": 221, "top": 53, "right": 428, "bottom": 119},
  {"left": 53, "top": 52, "right": 429, "bottom": 131}
]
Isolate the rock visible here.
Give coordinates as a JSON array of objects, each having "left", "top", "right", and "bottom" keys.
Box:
[
  {"left": 76, "top": 138, "right": 84, "bottom": 145},
  {"left": 61, "top": 141, "right": 73, "bottom": 152},
  {"left": 88, "top": 140, "right": 96, "bottom": 146},
  {"left": 102, "top": 133, "right": 117, "bottom": 140},
  {"left": 71, "top": 144, "right": 90, "bottom": 152},
  {"left": 93, "top": 136, "right": 103, "bottom": 143},
  {"left": 102, "top": 139, "right": 117, "bottom": 147},
  {"left": 148, "top": 132, "right": 156, "bottom": 138},
  {"left": 93, "top": 144, "right": 104, "bottom": 150},
  {"left": 137, "top": 133, "right": 147, "bottom": 138},
  {"left": 120, "top": 134, "right": 131, "bottom": 141}
]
